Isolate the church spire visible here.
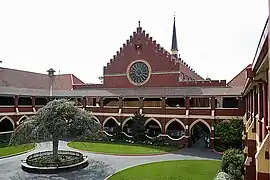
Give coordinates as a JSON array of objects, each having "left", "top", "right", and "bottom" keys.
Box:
[{"left": 171, "top": 14, "right": 178, "bottom": 58}]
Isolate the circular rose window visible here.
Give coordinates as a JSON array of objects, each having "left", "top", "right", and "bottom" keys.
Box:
[{"left": 127, "top": 60, "right": 151, "bottom": 85}]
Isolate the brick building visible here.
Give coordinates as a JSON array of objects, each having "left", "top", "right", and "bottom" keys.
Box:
[
  {"left": 243, "top": 17, "right": 270, "bottom": 179},
  {"left": 0, "top": 17, "right": 245, "bottom": 149}
]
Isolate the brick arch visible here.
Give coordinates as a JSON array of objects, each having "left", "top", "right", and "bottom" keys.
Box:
[
  {"left": 121, "top": 117, "right": 133, "bottom": 130},
  {"left": 165, "top": 118, "right": 185, "bottom": 133},
  {"left": 102, "top": 116, "right": 120, "bottom": 127},
  {"left": 18, "top": 115, "right": 29, "bottom": 125},
  {"left": 189, "top": 119, "right": 211, "bottom": 135},
  {"left": 121, "top": 117, "right": 134, "bottom": 138},
  {"left": 0, "top": 116, "right": 15, "bottom": 131},
  {"left": 144, "top": 117, "right": 162, "bottom": 130}
]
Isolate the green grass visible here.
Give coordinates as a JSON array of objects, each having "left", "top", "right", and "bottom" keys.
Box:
[
  {"left": 0, "top": 143, "right": 36, "bottom": 157},
  {"left": 109, "top": 160, "right": 220, "bottom": 180},
  {"left": 68, "top": 141, "right": 178, "bottom": 155}
]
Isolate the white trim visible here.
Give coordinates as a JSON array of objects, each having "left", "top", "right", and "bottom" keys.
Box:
[
  {"left": 18, "top": 115, "right": 28, "bottom": 124},
  {"left": 122, "top": 132, "right": 133, "bottom": 138},
  {"left": 0, "top": 111, "right": 243, "bottom": 121},
  {"left": 189, "top": 119, "right": 211, "bottom": 135},
  {"left": 121, "top": 117, "right": 133, "bottom": 130},
  {"left": 90, "top": 115, "right": 100, "bottom": 123},
  {"left": 0, "top": 116, "right": 15, "bottom": 131},
  {"left": 126, "top": 59, "right": 152, "bottom": 86},
  {"left": 102, "top": 116, "right": 120, "bottom": 127},
  {"left": 164, "top": 119, "right": 186, "bottom": 140},
  {"left": 144, "top": 117, "right": 162, "bottom": 130},
  {"left": 104, "top": 70, "right": 180, "bottom": 77},
  {"left": 165, "top": 118, "right": 185, "bottom": 132},
  {"left": 144, "top": 117, "right": 162, "bottom": 138}
]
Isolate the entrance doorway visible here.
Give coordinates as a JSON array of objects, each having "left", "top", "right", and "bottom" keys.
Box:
[{"left": 190, "top": 121, "right": 210, "bottom": 148}]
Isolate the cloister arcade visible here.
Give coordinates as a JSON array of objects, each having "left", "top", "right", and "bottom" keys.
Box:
[{"left": 0, "top": 114, "right": 214, "bottom": 148}]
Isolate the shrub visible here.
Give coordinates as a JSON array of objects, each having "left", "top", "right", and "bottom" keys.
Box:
[
  {"left": 214, "top": 119, "right": 243, "bottom": 151},
  {"left": 214, "top": 172, "right": 232, "bottom": 180},
  {"left": 221, "top": 149, "right": 244, "bottom": 180}
]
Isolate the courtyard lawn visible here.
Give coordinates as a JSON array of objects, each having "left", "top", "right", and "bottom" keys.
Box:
[
  {"left": 109, "top": 160, "right": 220, "bottom": 180},
  {"left": 0, "top": 143, "right": 36, "bottom": 157},
  {"left": 68, "top": 141, "right": 178, "bottom": 155}
]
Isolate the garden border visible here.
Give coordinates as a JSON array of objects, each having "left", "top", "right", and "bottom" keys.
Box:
[
  {"left": 0, "top": 143, "right": 38, "bottom": 159},
  {"left": 67, "top": 141, "right": 181, "bottom": 156},
  {"left": 104, "top": 159, "right": 221, "bottom": 180}
]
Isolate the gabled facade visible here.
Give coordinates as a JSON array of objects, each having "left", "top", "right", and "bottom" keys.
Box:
[{"left": 74, "top": 18, "right": 232, "bottom": 90}]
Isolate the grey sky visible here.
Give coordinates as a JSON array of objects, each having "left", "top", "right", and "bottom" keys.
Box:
[{"left": 0, "top": 0, "right": 268, "bottom": 84}]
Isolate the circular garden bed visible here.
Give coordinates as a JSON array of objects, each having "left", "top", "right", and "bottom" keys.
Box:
[
  {"left": 68, "top": 141, "right": 178, "bottom": 155},
  {"left": 21, "top": 150, "right": 88, "bottom": 174}
]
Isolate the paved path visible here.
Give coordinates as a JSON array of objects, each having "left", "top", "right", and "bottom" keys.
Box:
[{"left": 0, "top": 141, "right": 221, "bottom": 180}]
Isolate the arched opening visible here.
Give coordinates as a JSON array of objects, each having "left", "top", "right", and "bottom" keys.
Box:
[
  {"left": 190, "top": 120, "right": 211, "bottom": 148},
  {"left": 122, "top": 118, "right": 135, "bottom": 136},
  {"left": 18, "top": 116, "right": 28, "bottom": 124},
  {"left": 0, "top": 117, "right": 14, "bottom": 132},
  {"left": 145, "top": 119, "right": 162, "bottom": 138},
  {"left": 166, "top": 120, "right": 185, "bottom": 139},
  {"left": 103, "top": 117, "right": 119, "bottom": 136}
]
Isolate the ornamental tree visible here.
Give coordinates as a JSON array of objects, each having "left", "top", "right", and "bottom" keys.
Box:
[
  {"left": 10, "top": 99, "right": 101, "bottom": 161},
  {"left": 130, "top": 112, "right": 147, "bottom": 142},
  {"left": 214, "top": 119, "right": 243, "bottom": 150}
]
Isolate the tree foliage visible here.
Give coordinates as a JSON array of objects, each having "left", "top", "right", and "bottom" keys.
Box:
[
  {"left": 221, "top": 149, "right": 244, "bottom": 180},
  {"left": 130, "top": 112, "right": 147, "bottom": 142},
  {"left": 214, "top": 119, "right": 243, "bottom": 150},
  {"left": 10, "top": 99, "right": 102, "bottom": 161}
]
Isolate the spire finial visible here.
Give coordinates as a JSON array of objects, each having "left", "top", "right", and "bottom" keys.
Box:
[
  {"left": 138, "top": 21, "right": 140, "bottom": 28},
  {"left": 171, "top": 14, "right": 178, "bottom": 57}
]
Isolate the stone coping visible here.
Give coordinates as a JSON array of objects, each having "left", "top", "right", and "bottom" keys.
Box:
[{"left": 21, "top": 156, "right": 89, "bottom": 174}]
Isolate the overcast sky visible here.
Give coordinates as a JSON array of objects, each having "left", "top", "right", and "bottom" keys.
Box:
[{"left": 0, "top": 0, "right": 268, "bottom": 84}]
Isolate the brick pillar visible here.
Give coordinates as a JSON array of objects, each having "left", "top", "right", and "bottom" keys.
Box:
[
  {"left": 210, "top": 125, "right": 214, "bottom": 149},
  {"left": 185, "top": 97, "right": 190, "bottom": 109},
  {"left": 257, "top": 84, "right": 263, "bottom": 143},
  {"left": 139, "top": 97, "right": 144, "bottom": 109},
  {"left": 263, "top": 82, "right": 269, "bottom": 138},
  {"left": 248, "top": 88, "right": 256, "bottom": 180},
  {"left": 210, "top": 97, "right": 216, "bottom": 110},
  {"left": 161, "top": 97, "right": 166, "bottom": 109},
  {"left": 99, "top": 97, "right": 104, "bottom": 108},
  {"left": 118, "top": 97, "right": 123, "bottom": 109},
  {"left": 82, "top": 97, "right": 87, "bottom": 108},
  {"left": 14, "top": 95, "right": 18, "bottom": 107},
  {"left": 31, "top": 96, "right": 35, "bottom": 108},
  {"left": 238, "top": 97, "right": 245, "bottom": 114},
  {"left": 247, "top": 93, "right": 250, "bottom": 120}
]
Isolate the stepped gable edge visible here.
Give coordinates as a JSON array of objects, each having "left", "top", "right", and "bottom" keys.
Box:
[
  {"left": 73, "top": 22, "right": 226, "bottom": 89},
  {"left": 103, "top": 26, "right": 179, "bottom": 75}
]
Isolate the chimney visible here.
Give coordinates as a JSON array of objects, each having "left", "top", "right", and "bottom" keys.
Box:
[{"left": 47, "top": 68, "right": 55, "bottom": 97}]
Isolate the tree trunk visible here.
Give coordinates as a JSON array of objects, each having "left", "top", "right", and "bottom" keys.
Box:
[{"left": 52, "top": 138, "right": 59, "bottom": 162}]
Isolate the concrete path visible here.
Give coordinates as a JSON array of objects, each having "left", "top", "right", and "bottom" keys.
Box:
[{"left": 0, "top": 141, "right": 221, "bottom": 180}]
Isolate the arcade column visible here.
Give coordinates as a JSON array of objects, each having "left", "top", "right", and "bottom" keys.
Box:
[{"left": 210, "top": 126, "right": 215, "bottom": 149}]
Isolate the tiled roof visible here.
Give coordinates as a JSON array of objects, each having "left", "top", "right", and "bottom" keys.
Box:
[
  {"left": 227, "top": 64, "right": 250, "bottom": 88},
  {"left": 0, "top": 67, "right": 84, "bottom": 90},
  {"left": 0, "top": 86, "right": 242, "bottom": 97}
]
